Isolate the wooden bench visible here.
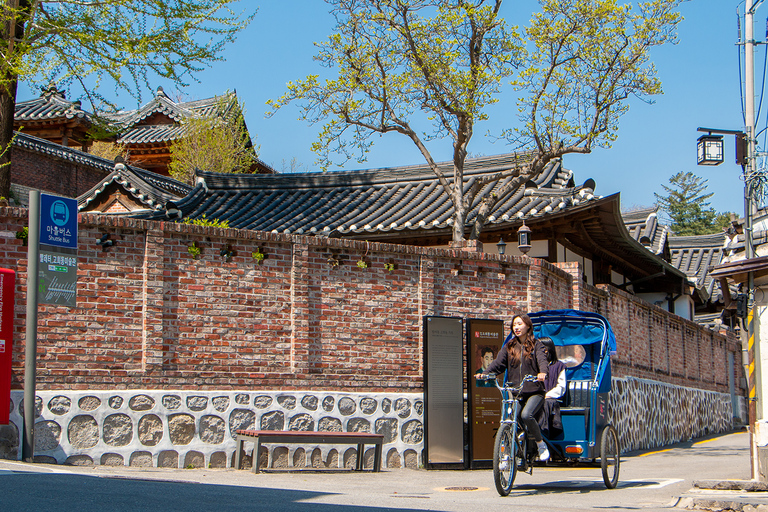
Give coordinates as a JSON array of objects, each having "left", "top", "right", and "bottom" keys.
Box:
[{"left": 234, "top": 429, "right": 384, "bottom": 473}]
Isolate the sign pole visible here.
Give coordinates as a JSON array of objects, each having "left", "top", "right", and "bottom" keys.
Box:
[{"left": 22, "top": 190, "right": 40, "bottom": 462}]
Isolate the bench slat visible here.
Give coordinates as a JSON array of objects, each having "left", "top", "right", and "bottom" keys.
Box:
[{"left": 234, "top": 429, "right": 383, "bottom": 473}]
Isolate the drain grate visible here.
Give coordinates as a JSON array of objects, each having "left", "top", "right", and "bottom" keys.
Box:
[{"left": 444, "top": 486, "right": 479, "bottom": 492}]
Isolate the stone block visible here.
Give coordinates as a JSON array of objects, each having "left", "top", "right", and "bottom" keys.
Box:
[
  {"left": 158, "top": 450, "right": 179, "bottom": 468},
  {"left": 168, "top": 414, "right": 195, "bottom": 445},
  {"left": 68, "top": 415, "right": 98, "bottom": 449},
  {"left": 78, "top": 396, "right": 101, "bottom": 412},
  {"left": 103, "top": 414, "right": 133, "bottom": 447},
  {"left": 138, "top": 414, "right": 163, "bottom": 446}
]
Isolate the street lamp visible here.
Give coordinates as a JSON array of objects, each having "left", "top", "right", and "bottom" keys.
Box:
[
  {"left": 697, "top": 134, "right": 724, "bottom": 165},
  {"left": 496, "top": 237, "right": 507, "bottom": 255}
]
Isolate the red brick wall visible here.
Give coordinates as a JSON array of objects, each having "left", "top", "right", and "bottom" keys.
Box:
[
  {"left": 10, "top": 147, "right": 109, "bottom": 199},
  {"left": 0, "top": 208, "right": 743, "bottom": 396}
]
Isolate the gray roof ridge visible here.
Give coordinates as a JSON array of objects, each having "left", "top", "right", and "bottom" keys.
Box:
[
  {"left": 14, "top": 131, "right": 120, "bottom": 170},
  {"left": 669, "top": 232, "right": 728, "bottom": 246},
  {"left": 182, "top": 91, "right": 236, "bottom": 111},
  {"left": 77, "top": 162, "right": 189, "bottom": 210},
  {"left": 197, "top": 152, "right": 548, "bottom": 190},
  {"left": 114, "top": 94, "right": 197, "bottom": 126},
  {"left": 622, "top": 206, "right": 659, "bottom": 222}
]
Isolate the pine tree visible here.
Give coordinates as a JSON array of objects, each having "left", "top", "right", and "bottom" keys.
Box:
[{"left": 654, "top": 172, "right": 731, "bottom": 235}]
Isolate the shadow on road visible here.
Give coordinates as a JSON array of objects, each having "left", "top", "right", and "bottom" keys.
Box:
[
  {"left": 511, "top": 479, "right": 659, "bottom": 495},
  {"left": 1, "top": 471, "right": 427, "bottom": 512}
]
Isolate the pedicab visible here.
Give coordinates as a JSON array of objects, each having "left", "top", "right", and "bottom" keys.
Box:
[{"left": 483, "top": 309, "right": 620, "bottom": 496}]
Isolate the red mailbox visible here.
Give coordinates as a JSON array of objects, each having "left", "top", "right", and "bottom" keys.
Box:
[{"left": 0, "top": 268, "right": 15, "bottom": 425}]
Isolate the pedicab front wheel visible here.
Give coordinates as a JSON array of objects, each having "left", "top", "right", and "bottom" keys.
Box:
[
  {"left": 493, "top": 422, "right": 518, "bottom": 496},
  {"left": 600, "top": 424, "right": 620, "bottom": 489}
]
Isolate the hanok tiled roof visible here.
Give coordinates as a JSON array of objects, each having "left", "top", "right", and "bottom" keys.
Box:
[
  {"left": 8, "top": 128, "right": 190, "bottom": 211},
  {"left": 78, "top": 162, "right": 192, "bottom": 212},
  {"left": 669, "top": 232, "right": 727, "bottom": 303},
  {"left": 623, "top": 207, "right": 670, "bottom": 257},
  {"left": 107, "top": 87, "right": 203, "bottom": 125},
  {"left": 14, "top": 85, "right": 91, "bottom": 123},
  {"left": 144, "top": 153, "right": 586, "bottom": 237},
  {"left": 132, "top": 151, "right": 691, "bottom": 293},
  {"left": 106, "top": 87, "right": 239, "bottom": 145},
  {"left": 13, "top": 131, "right": 116, "bottom": 172},
  {"left": 117, "top": 124, "right": 188, "bottom": 145}
]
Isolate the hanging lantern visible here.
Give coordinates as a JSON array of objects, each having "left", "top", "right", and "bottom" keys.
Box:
[
  {"left": 496, "top": 237, "right": 507, "bottom": 255},
  {"left": 517, "top": 221, "right": 532, "bottom": 255},
  {"left": 697, "top": 134, "right": 724, "bottom": 166}
]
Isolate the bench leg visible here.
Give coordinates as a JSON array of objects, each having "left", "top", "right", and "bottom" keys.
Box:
[
  {"left": 356, "top": 443, "right": 364, "bottom": 471},
  {"left": 234, "top": 437, "right": 244, "bottom": 470},
  {"left": 252, "top": 438, "right": 262, "bottom": 474},
  {"left": 373, "top": 443, "right": 382, "bottom": 472}
]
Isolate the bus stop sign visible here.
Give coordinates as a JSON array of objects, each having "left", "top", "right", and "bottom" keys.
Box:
[
  {"left": 40, "top": 194, "right": 77, "bottom": 249},
  {"left": 38, "top": 193, "right": 77, "bottom": 307}
]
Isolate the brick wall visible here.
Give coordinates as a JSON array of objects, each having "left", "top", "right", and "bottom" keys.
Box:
[
  {"left": 0, "top": 208, "right": 743, "bottom": 396},
  {"left": 10, "top": 147, "right": 109, "bottom": 199}
]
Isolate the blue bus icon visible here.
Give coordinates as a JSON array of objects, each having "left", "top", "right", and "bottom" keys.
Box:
[{"left": 51, "top": 201, "right": 68, "bottom": 225}]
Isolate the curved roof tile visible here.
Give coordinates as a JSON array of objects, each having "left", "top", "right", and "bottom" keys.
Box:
[
  {"left": 15, "top": 88, "right": 91, "bottom": 123},
  {"left": 138, "top": 153, "right": 595, "bottom": 238}
]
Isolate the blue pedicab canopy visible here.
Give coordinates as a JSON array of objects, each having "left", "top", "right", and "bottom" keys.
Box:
[
  {"left": 528, "top": 309, "right": 616, "bottom": 352},
  {"left": 527, "top": 309, "right": 617, "bottom": 389}
]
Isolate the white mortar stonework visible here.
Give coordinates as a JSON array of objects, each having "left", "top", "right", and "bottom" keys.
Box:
[
  {"left": 1, "top": 378, "right": 742, "bottom": 467},
  {"left": 609, "top": 377, "right": 744, "bottom": 453},
  {"left": 4, "top": 390, "right": 423, "bottom": 469}
]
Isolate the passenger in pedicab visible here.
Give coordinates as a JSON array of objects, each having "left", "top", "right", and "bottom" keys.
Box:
[
  {"left": 537, "top": 336, "right": 566, "bottom": 439},
  {"left": 479, "top": 313, "right": 550, "bottom": 461}
]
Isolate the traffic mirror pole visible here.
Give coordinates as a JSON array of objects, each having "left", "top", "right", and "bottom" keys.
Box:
[{"left": 22, "top": 190, "right": 40, "bottom": 462}]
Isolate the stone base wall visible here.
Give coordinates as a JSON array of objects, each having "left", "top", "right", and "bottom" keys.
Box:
[
  {"left": 2, "top": 390, "right": 424, "bottom": 469},
  {"left": 0, "top": 378, "right": 742, "bottom": 467},
  {"left": 610, "top": 377, "right": 742, "bottom": 453}
]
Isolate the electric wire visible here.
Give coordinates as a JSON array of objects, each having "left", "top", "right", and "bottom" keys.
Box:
[
  {"left": 739, "top": 8, "right": 747, "bottom": 123},
  {"left": 754, "top": 26, "right": 768, "bottom": 124}
]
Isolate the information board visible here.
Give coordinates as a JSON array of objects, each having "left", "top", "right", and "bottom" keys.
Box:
[
  {"left": 467, "top": 318, "right": 505, "bottom": 466},
  {"left": 38, "top": 193, "right": 77, "bottom": 307},
  {"left": 423, "top": 316, "right": 464, "bottom": 467}
]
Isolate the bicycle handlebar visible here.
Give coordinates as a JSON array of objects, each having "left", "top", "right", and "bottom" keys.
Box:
[{"left": 476, "top": 373, "right": 538, "bottom": 393}]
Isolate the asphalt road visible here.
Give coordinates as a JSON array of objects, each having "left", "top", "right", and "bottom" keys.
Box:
[{"left": 0, "top": 430, "right": 752, "bottom": 512}]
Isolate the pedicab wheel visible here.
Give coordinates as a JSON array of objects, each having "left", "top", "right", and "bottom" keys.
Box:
[
  {"left": 600, "top": 424, "right": 620, "bottom": 489},
  {"left": 493, "top": 423, "right": 518, "bottom": 496}
]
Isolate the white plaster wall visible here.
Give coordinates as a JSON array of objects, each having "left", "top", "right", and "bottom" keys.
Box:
[{"left": 5, "top": 390, "right": 424, "bottom": 469}]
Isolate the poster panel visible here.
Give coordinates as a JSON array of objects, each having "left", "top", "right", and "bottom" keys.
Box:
[
  {"left": 424, "top": 316, "right": 464, "bottom": 466},
  {"left": 467, "top": 318, "right": 506, "bottom": 466}
]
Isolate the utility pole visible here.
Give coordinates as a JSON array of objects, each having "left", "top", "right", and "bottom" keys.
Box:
[{"left": 744, "top": 0, "right": 760, "bottom": 481}]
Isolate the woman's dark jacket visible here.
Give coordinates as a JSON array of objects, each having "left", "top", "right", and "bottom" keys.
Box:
[{"left": 485, "top": 337, "right": 549, "bottom": 394}]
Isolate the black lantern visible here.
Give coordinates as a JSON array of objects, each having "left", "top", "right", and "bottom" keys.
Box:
[
  {"left": 496, "top": 237, "right": 507, "bottom": 255},
  {"left": 517, "top": 221, "right": 532, "bottom": 255},
  {"left": 697, "top": 134, "right": 724, "bottom": 166}
]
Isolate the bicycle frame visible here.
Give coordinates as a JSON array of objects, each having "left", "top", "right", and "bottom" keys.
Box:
[{"left": 494, "top": 375, "right": 538, "bottom": 473}]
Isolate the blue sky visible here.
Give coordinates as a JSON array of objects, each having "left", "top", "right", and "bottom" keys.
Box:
[{"left": 19, "top": 0, "right": 753, "bottom": 215}]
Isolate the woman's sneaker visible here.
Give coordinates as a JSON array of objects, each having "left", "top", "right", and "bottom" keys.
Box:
[{"left": 536, "top": 441, "right": 550, "bottom": 462}]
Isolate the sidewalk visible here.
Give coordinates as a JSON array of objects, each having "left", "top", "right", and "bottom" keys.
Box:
[{"left": 678, "top": 480, "right": 768, "bottom": 511}]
